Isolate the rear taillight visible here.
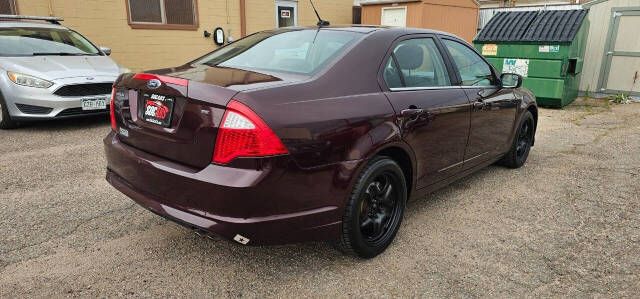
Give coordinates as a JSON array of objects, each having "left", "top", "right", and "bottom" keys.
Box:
[
  {"left": 213, "top": 100, "right": 288, "bottom": 164},
  {"left": 110, "top": 88, "right": 116, "bottom": 131}
]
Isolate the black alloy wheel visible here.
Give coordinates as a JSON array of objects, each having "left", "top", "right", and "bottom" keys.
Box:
[
  {"left": 516, "top": 117, "right": 534, "bottom": 164},
  {"left": 359, "top": 172, "right": 401, "bottom": 246},
  {"left": 338, "top": 156, "right": 407, "bottom": 258},
  {"left": 499, "top": 110, "right": 535, "bottom": 168}
]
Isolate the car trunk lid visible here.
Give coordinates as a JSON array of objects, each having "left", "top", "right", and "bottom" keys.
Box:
[
  {"left": 113, "top": 72, "right": 236, "bottom": 169},
  {"left": 112, "top": 65, "right": 306, "bottom": 168}
]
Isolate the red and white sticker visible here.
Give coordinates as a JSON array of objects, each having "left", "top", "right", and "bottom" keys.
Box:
[{"left": 142, "top": 93, "right": 174, "bottom": 127}]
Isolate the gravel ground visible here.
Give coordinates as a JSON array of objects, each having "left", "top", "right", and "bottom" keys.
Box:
[{"left": 1, "top": 99, "right": 639, "bottom": 297}]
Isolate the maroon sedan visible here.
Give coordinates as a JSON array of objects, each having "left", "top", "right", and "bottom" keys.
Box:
[{"left": 105, "top": 26, "right": 537, "bottom": 258}]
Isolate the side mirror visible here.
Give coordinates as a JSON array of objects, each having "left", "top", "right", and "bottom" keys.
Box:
[
  {"left": 501, "top": 73, "right": 522, "bottom": 88},
  {"left": 99, "top": 47, "right": 111, "bottom": 56}
]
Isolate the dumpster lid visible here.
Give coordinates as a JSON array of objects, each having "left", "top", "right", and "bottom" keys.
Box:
[{"left": 475, "top": 9, "right": 587, "bottom": 43}]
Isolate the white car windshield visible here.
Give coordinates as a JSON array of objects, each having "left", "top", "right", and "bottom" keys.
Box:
[
  {"left": 0, "top": 27, "right": 101, "bottom": 56},
  {"left": 193, "top": 29, "right": 362, "bottom": 75}
]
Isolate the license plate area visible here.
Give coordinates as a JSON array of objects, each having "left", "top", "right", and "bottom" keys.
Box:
[
  {"left": 81, "top": 98, "right": 107, "bottom": 110},
  {"left": 141, "top": 93, "right": 175, "bottom": 127}
]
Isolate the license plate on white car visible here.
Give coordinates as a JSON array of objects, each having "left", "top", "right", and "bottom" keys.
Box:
[{"left": 81, "top": 98, "right": 107, "bottom": 110}]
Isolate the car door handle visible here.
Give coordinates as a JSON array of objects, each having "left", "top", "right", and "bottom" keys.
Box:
[
  {"left": 401, "top": 108, "right": 433, "bottom": 131},
  {"left": 401, "top": 108, "right": 424, "bottom": 118},
  {"left": 473, "top": 101, "right": 486, "bottom": 109}
]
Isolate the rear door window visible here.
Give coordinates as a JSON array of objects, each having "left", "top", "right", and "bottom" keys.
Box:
[
  {"left": 384, "top": 38, "right": 451, "bottom": 89},
  {"left": 383, "top": 57, "right": 403, "bottom": 89}
]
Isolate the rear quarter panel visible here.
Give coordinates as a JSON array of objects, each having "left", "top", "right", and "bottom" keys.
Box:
[
  {"left": 236, "top": 30, "right": 403, "bottom": 169},
  {"left": 238, "top": 91, "right": 397, "bottom": 168}
]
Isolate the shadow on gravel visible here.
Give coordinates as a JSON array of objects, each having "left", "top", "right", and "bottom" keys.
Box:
[
  {"left": 13, "top": 115, "right": 110, "bottom": 132},
  {"left": 138, "top": 170, "right": 490, "bottom": 291}
]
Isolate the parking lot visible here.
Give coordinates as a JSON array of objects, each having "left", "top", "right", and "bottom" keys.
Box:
[{"left": 1, "top": 99, "right": 639, "bottom": 297}]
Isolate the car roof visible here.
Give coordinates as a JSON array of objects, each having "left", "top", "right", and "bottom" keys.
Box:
[
  {"left": 271, "top": 25, "right": 462, "bottom": 40},
  {"left": 0, "top": 20, "right": 68, "bottom": 30}
]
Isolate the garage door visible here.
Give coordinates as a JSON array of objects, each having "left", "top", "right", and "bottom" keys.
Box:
[
  {"left": 600, "top": 8, "right": 640, "bottom": 95},
  {"left": 381, "top": 7, "right": 407, "bottom": 27}
]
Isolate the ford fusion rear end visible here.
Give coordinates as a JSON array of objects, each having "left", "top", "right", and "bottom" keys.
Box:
[{"left": 104, "top": 29, "right": 368, "bottom": 245}]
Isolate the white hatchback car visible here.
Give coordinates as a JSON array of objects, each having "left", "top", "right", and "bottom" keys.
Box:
[{"left": 0, "top": 15, "right": 127, "bottom": 129}]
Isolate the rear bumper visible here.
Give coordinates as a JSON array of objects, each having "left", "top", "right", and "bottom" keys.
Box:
[{"left": 104, "top": 131, "right": 358, "bottom": 245}]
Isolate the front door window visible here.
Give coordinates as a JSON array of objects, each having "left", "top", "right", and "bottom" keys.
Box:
[{"left": 442, "top": 39, "right": 497, "bottom": 87}]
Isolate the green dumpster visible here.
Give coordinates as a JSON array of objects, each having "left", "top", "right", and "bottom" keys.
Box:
[{"left": 474, "top": 10, "right": 589, "bottom": 108}]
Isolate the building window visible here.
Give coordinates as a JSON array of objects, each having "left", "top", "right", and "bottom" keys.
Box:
[
  {"left": 126, "top": 0, "right": 198, "bottom": 30},
  {"left": 0, "top": 0, "right": 18, "bottom": 15}
]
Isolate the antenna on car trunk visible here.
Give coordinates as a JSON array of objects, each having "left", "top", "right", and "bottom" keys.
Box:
[{"left": 309, "top": 0, "right": 330, "bottom": 27}]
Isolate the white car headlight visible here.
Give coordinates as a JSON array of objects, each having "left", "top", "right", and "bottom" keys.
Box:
[{"left": 7, "top": 72, "right": 54, "bottom": 88}]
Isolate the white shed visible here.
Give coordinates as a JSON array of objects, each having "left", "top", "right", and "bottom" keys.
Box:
[{"left": 580, "top": 0, "right": 640, "bottom": 96}]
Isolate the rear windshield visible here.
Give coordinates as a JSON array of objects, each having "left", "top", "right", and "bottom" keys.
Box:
[
  {"left": 193, "top": 29, "right": 362, "bottom": 75},
  {"left": 0, "top": 27, "right": 100, "bottom": 56}
]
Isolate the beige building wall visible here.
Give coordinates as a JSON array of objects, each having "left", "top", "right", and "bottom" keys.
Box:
[
  {"left": 297, "top": 0, "right": 353, "bottom": 26},
  {"left": 16, "top": 0, "right": 353, "bottom": 72},
  {"left": 245, "top": 0, "right": 276, "bottom": 34},
  {"left": 245, "top": 0, "right": 353, "bottom": 34}
]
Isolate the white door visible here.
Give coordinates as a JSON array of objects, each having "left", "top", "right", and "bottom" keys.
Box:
[
  {"left": 275, "top": 0, "right": 298, "bottom": 28},
  {"left": 601, "top": 11, "right": 640, "bottom": 94},
  {"left": 381, "top": 7, "right": 407, "bottom": 27}
]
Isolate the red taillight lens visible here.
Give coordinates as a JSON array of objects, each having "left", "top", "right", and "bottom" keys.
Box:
[
  {"left": 213, "top": 100, "right": 288, "bottom": 164},
  {"left": 110, "top": 88, "right": 116, "bottom": 131}
]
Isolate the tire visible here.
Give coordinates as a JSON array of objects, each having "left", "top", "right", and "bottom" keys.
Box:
[
  {"left": 0, "top": 93, "right": 18, "bottom": 130},
  {"left": 337, "top": 156, "right": 407, "bottom": 258},
  {"left": 499, "top": 111, "right": 535, "bottom": 168}
]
